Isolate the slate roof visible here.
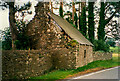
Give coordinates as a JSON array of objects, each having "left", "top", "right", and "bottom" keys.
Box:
[{"left": 48, "top": 13, "right": 93, "bottom": 46}]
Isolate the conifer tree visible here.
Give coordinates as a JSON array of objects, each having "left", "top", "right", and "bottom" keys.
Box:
[
  {"left": 74, "top": 12, "right": 78, "bottom": 28},
  {"left": 59, "top": 5, "right": 63, "bottom": 17},
  {"left": 98, "top": 2, "right": 105, "bottom": 41},
  {"left": 80, "top": 7, "right": 87, "bottom": 37},
  {"left": 88, "top": 2, "right": 95, "bottom": 43}
]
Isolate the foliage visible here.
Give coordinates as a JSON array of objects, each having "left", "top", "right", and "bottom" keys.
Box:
[
  {"left": 79, "top": 7, "right": 87, "bottom": 37},
  {"left": 66, "top": 16, "right": 77, "bottom": 29},
  {"left": 106, "top": 38, "right": 116, "bottom": 47},
  {"left": 0, "top": 1, "right": 32, "bottom": 49},
  {"left": 88, "top": 2, "right": 95, "bottom": 43},
  {"left": 59, "top": 5, "right": 63, "bottom": 18},
  {"left": 97, "top": 2, "right": 120, "bottom": 41},
  {"left": 110, "top": 47, "right": 120, "bottom": 53},
  {"left": 67, "top": 40, "right": 78, "bottom": 47},
  {"left": 2, "top": 20, "right": 30, "bottom": 50},
  {"left": 74, "top": 12, "right": 78, "bottom": 28},
  {"left": 66, "top": 17, "right": 70, "bottom": 22},
  {"left": 13, "top": 19, "right": 30, "bottom": 50},
  {"left": 98, "top": 2, "right": 105, "bottom": 41},
  {"left": 64, "top": 11, "right": 72, "bottom": 18},
  {"left": 107, "top": 2, "right": 120, "bottom": 17},
  {"left": 15, "top": 20, "right": 27, "bottom": 33},
  {"left": 93, "top": 40, "right": 110, "bottom": 52},
  {"left": 14, "top": 34, "right": 30, "bottom": 50},
  {"left": 79, "top": 15, "right": 81, "bottom": 30},
  {"left": 0, "top": 40, "right": 2, "bottom": 50},
  {"left": 2, "top": 28, "right": 12, "bottom": 50}
]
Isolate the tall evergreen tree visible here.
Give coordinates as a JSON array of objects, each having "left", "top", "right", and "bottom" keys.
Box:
[
  {"left": 88, "top": 2, "right": 95, "bottom": 43},
  {"left": 98, "top": 2, "right": 105, "bottom": 41},
  {"left": 59, "top": 5, "right": 63, "bottom": 17},
  {"left": 80, "top": 7, "right": 87, "bottom": 37},
  {"left": 79, "top": 15, "right": 81, "bottom": 30},
  {"left": 74, "top": 12, "right": 78, "bottom": 28}
]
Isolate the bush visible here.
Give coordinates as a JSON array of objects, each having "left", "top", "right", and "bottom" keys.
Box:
[
  {"left": 67, "top": 40, "right": 78, "bottom": 47},
  {"left": 14, "top": 34, "right": 30, "bottom": 50},
  {"left": 110, "top": 46, "right": 120, "bottom": 53},
  {"left": 2, "top": 27, "right": 30, "bottom": 50},
  {"left": 2, "top": 28, "right": 12, "bottom": 50},
  {"left": 106, "top": 38, "right": 116, "bottom": 47},
  {"left": 93, "top": 40, "right": 110, "bottom": 52}
]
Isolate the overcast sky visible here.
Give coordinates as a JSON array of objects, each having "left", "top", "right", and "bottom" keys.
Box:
[
  {"left": 0, "top": 0, "right": 38, "bottom": 30},
  {"left": 0, "top": 8, "right": 9, "bottom": 30}
]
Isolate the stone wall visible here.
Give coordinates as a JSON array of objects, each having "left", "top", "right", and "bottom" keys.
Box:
[
  {"left": 2, "top": 47, "right": 93, "bottom": 79},
  {"left": 2, "top": 51, "right": 112, "bottom": 79},
  {"left": 93, "top": 51, "right": 112, "bottom": 61},
  {"left": 76, "top": 45, "right": 93, "bottom": 68},
  {"left": 2, "top": 49, "right": 78, "bottom": 79},
  {"left": 51, "top": 48, "right": 76, "bottom": 69},
  {"left": 2, "top": 50, "right": 52, "bottom": 79}
]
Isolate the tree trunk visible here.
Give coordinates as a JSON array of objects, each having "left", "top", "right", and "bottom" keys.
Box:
[
  {"left": 9, "top": 2, "right": 18, "bottom": 50},
  {"left": 60, "top": 0, "right": 63, "bottom": 9},
  {"left": 78, "top": 2, "right": 80, "bottom": 30},
  {"left": 72, "top": 0, "right": 75, "bottom": 21},
  {"left": 98, "top": 2, "right": 117, "bottom": 40},
  {"left": 49, "top": 0, "right": 53, "bottom": 13}
]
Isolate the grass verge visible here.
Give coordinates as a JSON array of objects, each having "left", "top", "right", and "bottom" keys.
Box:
[
  {"left": 29, "top": 54, "right": 119, "bottom": 81},
  {"left": 110, "top": 46, "right": 120, "bottom": 53}
]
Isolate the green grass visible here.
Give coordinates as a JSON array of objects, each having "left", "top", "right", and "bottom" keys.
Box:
[
  {"left": 29, "top": 55, "right": 119, "bottom": 80},
  {"left": 30, "top": 70, "right": 74, "bottom": 80},
  {"left": 110, "top": 46, "right": 120, "bottom": 53}
]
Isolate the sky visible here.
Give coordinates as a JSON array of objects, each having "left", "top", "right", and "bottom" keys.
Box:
[
  {"left": 0, "top": 0, "right": 38, "bottom": 30},
  {"left": 0, "top": 8, "right": 9, "bottom": 30}
]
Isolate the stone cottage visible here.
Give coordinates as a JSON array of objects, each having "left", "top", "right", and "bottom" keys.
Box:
[
  {"left": 26, "top": 2, "right": 93, "bottom": 69},
  {"left": 2, "top": 2, "right": 112, "bottom": 79},
  {"left": 48, "top": 12, "right": 93, "bottom": 68}
]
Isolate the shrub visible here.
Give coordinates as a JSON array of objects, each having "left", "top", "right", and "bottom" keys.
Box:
[
  {"left": 93, "top": 40, "right": 110, "bottom": 52},
  {"left": 106, "top": 38, "right": 116, "bottom": 47},
  {"left": 68, "top": 40, "right": 78, "bottom": 47},
  {"left": 2, "top": 27, "right": 12, "bottom": 50},
  {"left": 14, "top": 34, "right": 30, "bottom": 50},
  {"left": 2, "top": 27, "right": 30, "bottom": 50}
]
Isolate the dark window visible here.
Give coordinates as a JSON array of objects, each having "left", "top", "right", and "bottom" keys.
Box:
[
  {"left": 84, "top": 50, "right": 86, "bottom": 58},
  {"left": 48, "top": 16, "right": 51, "bottom": 24}
]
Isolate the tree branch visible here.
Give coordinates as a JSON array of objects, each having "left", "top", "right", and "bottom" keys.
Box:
[
  {"left": 105, "top": 10, "right": 117, "bottom": 25},
  {"left": 105, "top": 4, "right": 110, "bottom": 10},
  {"left": 104, "top": 4, "right": 111, "bottom": 15}
]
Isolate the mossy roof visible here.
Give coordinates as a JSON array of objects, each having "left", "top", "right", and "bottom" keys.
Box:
[{"left": 49, "top": 13, "right": 93, "bottom": 46}]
